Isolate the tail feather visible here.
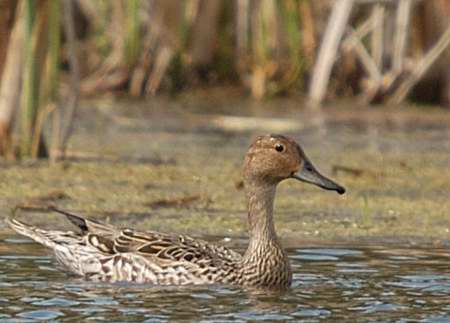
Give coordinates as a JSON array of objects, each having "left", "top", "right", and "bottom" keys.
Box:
[
  {"left": 49, "top": 206, "right": 115, "bottom": 236},
  {"left": 48, "top": 206, "right": 89, "bottom": 232},
  {"left": 6, "top": 217, "right": 100, "bottom": 277},
  {"left": 7, "top": 207, "right": 115, "bottom": 249},
  {"left": 6, "top": 218, "right": 58, "bottom": 249}
]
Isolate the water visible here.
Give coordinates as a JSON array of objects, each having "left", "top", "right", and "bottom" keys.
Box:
[{"left": 1, "top": 236, "right": 449, "bottom": 321}]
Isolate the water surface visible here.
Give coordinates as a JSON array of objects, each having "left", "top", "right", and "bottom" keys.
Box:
[{"left": 1, "top": 235, "right": 449, "bottom": 321}]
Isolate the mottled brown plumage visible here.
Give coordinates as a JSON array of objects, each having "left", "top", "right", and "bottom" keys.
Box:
[{"left": 7, "top": 134, "right": 345, "bottom": 289}]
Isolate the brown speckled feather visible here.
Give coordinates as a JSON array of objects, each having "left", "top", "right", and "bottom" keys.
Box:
[{"left": 7, "top": 210, "right": 242, "bottom": 285}]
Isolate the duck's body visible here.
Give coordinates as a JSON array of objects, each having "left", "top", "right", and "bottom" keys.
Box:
[
  {"left": 9, "top": 214, "right": 243, "bottom": 285},
  {"left": 8, "top": 134, "right": 344, "bottom": 289}
]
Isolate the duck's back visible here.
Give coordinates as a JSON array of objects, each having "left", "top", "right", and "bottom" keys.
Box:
[{"left": 7, "top": 212, "right": 242, "bottom": 285}]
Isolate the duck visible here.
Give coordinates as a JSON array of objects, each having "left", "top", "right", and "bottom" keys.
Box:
[{"left": 7, "top": 134, "right": 345, "bottom": 290}]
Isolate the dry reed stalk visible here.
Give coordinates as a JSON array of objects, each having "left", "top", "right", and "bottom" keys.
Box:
[
  {"left": 0, "top": 1, "right": 17, "bottom": 79},
  {"left": 129, "top": 30, "right": 156, "bottom": 96},
  {"left": 55, "top": 0, "right": 80, "bottom": 160},
  {"left": 235, "top": 0, "right": 250, "bottom": 74},
  {"left": 388, "top": 25, "right": 450, "bottom": 104},
  {"left": 309, "top": 0, "right": 355, "bottom": 106},
  {"left": 143, "top": 0, "right": 182, "bottom": 96},
  {"left": 145, "top": 46, "right": 174, "bottom": 95},
  {"left": 79, "top": 1, "right": 128, "bottom": 95},
  {"left": 0, "top": 1, "right": 25, "bottom": 158},
  {"left": 392, "top": 0, "right": 412, "bottom": 73},
  {"left": 298, "top": 0, "right": 317, "bottom": 68},
  {"left": 190, "top": 0, "right": 222, "bottom": 68},
  {"left": 31, "top": 101, "right": 55, "bottom": 158},
  {"left": 345, "top": 28, "right": 381, "bottom": 82},
  {"left": 44, "top": 0, "right": 60, "bottom": 101},
  {"left": 371, "top": 4, "right": 384, "bottom": 69},
  {"left": 250, "top": 0, "right": 279, "bottom": 99}
]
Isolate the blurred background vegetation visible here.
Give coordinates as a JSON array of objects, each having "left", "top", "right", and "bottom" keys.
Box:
[{"left": 0, "top": 0, "right": 449, "bottom": 160}]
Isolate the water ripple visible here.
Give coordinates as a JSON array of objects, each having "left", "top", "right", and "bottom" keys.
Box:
[{"left": 0, "top": 238, "right": 449, "bottom": 321}]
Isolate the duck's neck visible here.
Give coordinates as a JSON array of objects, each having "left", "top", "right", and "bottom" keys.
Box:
[
  {"left": 241, "top": 180, "right": 291, "bottom": 288},
  {"left": 244, "top": 182, "right": 279, "bottom": 250}
]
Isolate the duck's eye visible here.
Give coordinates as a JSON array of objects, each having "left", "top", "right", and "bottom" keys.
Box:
[{"left": 275, "top": 144, "right": 284, "bottom": 152}]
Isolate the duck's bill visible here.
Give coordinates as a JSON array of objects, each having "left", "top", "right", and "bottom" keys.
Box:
[{"left": 292, "top": 161, "right": 345, "bottom": 195}]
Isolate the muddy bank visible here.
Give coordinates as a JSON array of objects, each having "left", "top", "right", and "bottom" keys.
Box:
[{"left": 1, "top": 95, "right": 449, "bottom": 244}]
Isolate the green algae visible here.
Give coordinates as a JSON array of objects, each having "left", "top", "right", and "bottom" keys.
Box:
[{"left": 1, "top": 99, "right": 449, "bottom": 244}]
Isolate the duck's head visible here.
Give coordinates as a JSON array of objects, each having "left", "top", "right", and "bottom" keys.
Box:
[{"left": 244, "top": 134, "right": 345, "bottom": 194}]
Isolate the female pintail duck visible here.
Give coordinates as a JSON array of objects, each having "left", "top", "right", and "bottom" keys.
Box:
[{"left": 8, "top": 134, "right": 345, "bottom": 289}]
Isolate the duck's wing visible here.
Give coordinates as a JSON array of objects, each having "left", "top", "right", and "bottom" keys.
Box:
[
  {"left": 51, "top": 207, "right": 242, "bottom": 263},
  {"left": 8, "top": 208, "right": 242, "bottom": 283},
  {"left": 109, "top": 228, "right": 242, "bottom": 262}
]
